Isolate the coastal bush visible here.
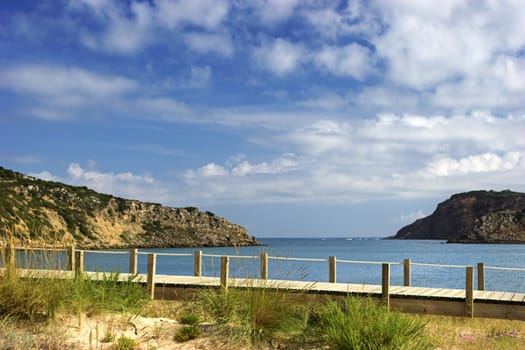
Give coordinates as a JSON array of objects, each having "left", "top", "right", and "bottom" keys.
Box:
[
  {"left": 198, "top": 285, "right": 309, "bottom": 347},
  {"left": 115, "top": 335, "right": 137, "bottom": 350},
  {"left": 179, "top": 312, "right": 200, "bottom": 325},
  {"left": 174, "top": 325, "right": 201, "bottom": 342},
  {"left": 310, "top": 296, "right": 431, "bottom": 350}
]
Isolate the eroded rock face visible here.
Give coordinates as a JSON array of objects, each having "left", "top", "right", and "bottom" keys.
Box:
[
  {"left": 0, "top": 166, "right": 260, "bottom": 249},
  {"left": 393, "top": 190, "right": 525, "bottom": 243}
]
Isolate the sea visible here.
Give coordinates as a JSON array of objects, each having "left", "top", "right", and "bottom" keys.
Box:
[{"left": 76, "top": 238, "right": 525, "bottom": 293}]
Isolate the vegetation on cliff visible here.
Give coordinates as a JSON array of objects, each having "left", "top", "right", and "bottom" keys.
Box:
[
  {"left": 0, "top": 166, "right": 259, "bottom": 248},
  {"left": 393, "top": 190, "right": 525, "bottom": 243}
]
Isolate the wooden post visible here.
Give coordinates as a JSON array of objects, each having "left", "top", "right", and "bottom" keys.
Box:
[
  {"left": 220, "top": 256, "right": 229, "bottom": 289},
  {"left": 147, "top": 253, "right": 157, "bottom": 300},
  {"left": 194, "top": 250, "right": 202, "bottom": 277},
  {"left": 66, "top": 245, "right": 75, "bottom": 271},
  {"left": 129, "top": 248, "right": 138, "bottom": 275},
  {"left": 75, "top": 250, "right": 84, "bottom": 277},
  {"left": 466, "top": 266, "right": 474, "bottom": 318},
  {"left": 477, "top": 263, "right": 485, "bottom": 291},
  {"left": 403, "top": 259, "right": 411, "bottom": 287},
  {"left": 260, "top": 252, "right": 268, "bottom": 280},
  {"left": 382, "top": 263, "right": 390, "bottom": 310},
  {"left": 329, "top": 256, "right": 337, "bottom": 283},
  {"left": 4, "top": 242, "right": 15, "bottom": 270}
]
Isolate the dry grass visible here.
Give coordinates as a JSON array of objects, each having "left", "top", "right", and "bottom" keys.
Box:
[{"left": 423, "top": 315, "right": 525, "bottom": 349}]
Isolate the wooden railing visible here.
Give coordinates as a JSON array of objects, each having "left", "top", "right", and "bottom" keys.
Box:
[{"left": 2, "top": 244, "right": 525, "bottom": 306}]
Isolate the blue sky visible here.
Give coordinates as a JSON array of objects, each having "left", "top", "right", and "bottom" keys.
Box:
[{"left": 1, "top": 0, "right": 524, "bottom": 238}]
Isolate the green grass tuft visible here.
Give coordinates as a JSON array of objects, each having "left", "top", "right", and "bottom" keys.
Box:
[
  {"left": 179, "top": 312, "right": 200, "bottom": 325},
  {"left": 198, "top": 285, "right": 309, "bottom": 348},
  {"left": 311, "top": 296, "right": 432, "bottom": 350},
  {"left": 174, "top": 325, "right": 201, "bottom": 342}
]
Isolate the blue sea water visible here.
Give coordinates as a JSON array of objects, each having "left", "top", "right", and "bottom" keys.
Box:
[{"left": 79, "top": 238, "right": 525, "bottom": 293}]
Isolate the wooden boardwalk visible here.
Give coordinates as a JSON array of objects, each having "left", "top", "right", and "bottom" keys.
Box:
[
  {"left": 144, "top": 273, "right": 525, "bottom": 320},
  {"left": 3, "top": 245, "right": 525, "bottom": 320},
  {"left": 149, "top": 273, "right": 525, "bottom": 302}
]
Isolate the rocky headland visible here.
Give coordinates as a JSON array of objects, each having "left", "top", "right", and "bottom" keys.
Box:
[
  {"left": 393, "top": 190, "right": 525, "bottom": 243},
  {"left": 0, "top": 166, "right": 260, "bottom": 249}
]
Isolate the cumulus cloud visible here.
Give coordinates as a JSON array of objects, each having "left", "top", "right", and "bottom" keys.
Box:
[
  {"left": 186, "top": 154, "right": 299, "bottom": 180},
  {"left": 253, "top": 0, "right": 300, "bottom": 24},
  {"left": 72, "top": 0, "right": 230, "bottom": 54},
  {"left": 421, "top": 152, "right": 525, "bottom": 177},
  {"left": 64, "top": 163, "right": 172, "bottom": 202},
  {"left": 314, "top": 44, "right": 374, "bottom": 80},
  {"left": 252, "top": 39, "right": 305, "bottom": 76},
  {"left": 29, "top": 171, "right": 60, "bottom": 182},
  {"left": 180, "top": 112, "right": 525, "bottom": 203},
  {"left": 369, "top": 0, "right": 525, "bottom": 110},
  {"left": 28, "top": 163, "right": 185, "bottom": 205},
  {"left": 75, "top": 0, "right": 154, "bottom": 54}
]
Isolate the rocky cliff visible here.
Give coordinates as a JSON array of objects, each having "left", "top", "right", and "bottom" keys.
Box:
[
  {"left": 0, "top": 166, "right": 260, "bottom": 249},
  {"left": 393, "top": 190, "right": 525, "bottom": 243}
]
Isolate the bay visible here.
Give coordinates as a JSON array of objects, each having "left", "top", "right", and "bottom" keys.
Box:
[{"left": 81, "top": 238, "right": 525, "bottom": 293}]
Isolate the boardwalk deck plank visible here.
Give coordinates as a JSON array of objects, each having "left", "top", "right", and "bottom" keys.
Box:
[{"left": 500, "top": 292, "right": 516, "bottom": 301}]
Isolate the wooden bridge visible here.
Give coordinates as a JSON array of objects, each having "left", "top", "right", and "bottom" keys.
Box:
[{"left": 2, "top": 245, "right": 525, "bottom": 320}]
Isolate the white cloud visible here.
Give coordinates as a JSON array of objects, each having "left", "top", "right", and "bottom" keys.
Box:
[
  {"left": 302, "top": 2, "right": 379, "bottom": 39},
  {"left": 368, "top": 0, "right": 525, "bottom": 111},
  {"left": 187, "top": 154, "right": 299, "bottom": 180},
  {"left": 29, "top": 171, "right": 60, "bottom": 182},
  {"left": 73, "top": 0, "right": 230, "bottom": 54},
  {"left": 252, "top": 38, "right": 305, "bottom": 76},
  {"left": 315, "top": 44, "right": 374, "bottom": 80},
  {"left": 29, "top": 163, "right": 183, "bottom": 205},
  {"left": 286, "top": 120, "right": 352, "bottom": 155},
  {"left": 155, "top": 0, "right": 229, "bottom": 30},
  {"left": 184, "top": 32, "right": 234, "bottom": 57},
  {"left": 231, "top": 155, "right": 299, "bottom": 176},
  {"left": 0, "top": 64, "right": 136, "bottom": 99},
  {"left": 254, "top": 0, "right": 300, "bottom": 24},
  {"left": 75, "top": 0, "right": 154, "bottom": 54},
  {"left": 192, "top": 163, "right": 229, "bottom": 178},
  {"left": 0, "top": 64, "right": 137, "bottom": 120},
  {"left": 422, "top": 152, "right": 525, "bottom": 177},
  {"left": 179, "top": 112, "right": 525, "bottom": 203},
  {"left": 64, "top": 163, "right": 171, "bottom": 202}
]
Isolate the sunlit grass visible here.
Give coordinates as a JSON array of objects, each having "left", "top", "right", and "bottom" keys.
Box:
[{"left": 423, "top": 314, "right": 525, "bottom": 349}]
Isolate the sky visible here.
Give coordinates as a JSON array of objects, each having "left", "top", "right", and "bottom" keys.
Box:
[{"left": 1, "top": 0, "right": 524, "bottom": 238}]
